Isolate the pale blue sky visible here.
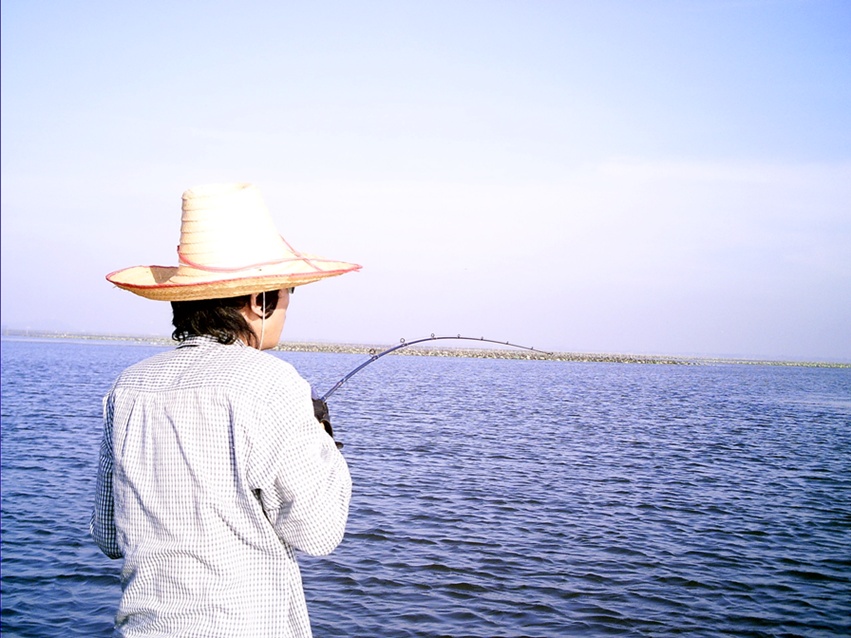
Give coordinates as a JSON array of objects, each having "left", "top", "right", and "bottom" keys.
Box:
[{"left": 2, "top": 0, "right": 849, "bottom": 360}]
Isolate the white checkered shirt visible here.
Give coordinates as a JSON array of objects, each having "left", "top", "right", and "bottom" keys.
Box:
[{"left": 90, "top": 335, "right": 351, "bottom": 637}]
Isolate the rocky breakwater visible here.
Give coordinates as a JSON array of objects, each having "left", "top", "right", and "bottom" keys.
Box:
[{"left": 275, "top": 341, "right": 691, "bottom": 365}]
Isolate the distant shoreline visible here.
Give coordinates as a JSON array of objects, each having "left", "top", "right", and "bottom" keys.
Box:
[{"left": 2, "top": 329, "right": 848, "bottom": 368}]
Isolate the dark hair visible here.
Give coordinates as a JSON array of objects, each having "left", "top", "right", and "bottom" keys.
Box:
[{"left": 171, "top": 289, "right": 280, "bottom": 347}]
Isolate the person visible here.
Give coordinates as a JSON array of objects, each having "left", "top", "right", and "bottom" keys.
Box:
[{"left": 91, "top": 183, "right": 360, "bottom": 637}]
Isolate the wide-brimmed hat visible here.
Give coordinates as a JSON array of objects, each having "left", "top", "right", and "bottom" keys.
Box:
[{"left": 106, "top": 183, "right": 361, "bottom": 301}]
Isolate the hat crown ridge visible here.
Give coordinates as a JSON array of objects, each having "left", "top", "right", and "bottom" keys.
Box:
[{"left": 177, "top": 183, "right": 294, "bottom": 271}]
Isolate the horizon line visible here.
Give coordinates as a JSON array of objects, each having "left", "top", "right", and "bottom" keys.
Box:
[{"left": 2, "top": 328, "right": 848, "bottom": 369}]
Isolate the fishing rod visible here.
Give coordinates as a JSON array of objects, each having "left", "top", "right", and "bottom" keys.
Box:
[{"left": 320, "top": 334, "right": 552, "bottom": 401}]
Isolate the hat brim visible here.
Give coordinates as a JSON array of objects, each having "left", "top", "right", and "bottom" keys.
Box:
[{"left": 107, "top": 260, "right": 360, "bottom": 301}]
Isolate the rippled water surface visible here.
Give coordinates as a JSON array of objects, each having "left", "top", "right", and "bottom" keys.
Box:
[{"left": 2, "top": 339, "right": 850, "bottom": 637}]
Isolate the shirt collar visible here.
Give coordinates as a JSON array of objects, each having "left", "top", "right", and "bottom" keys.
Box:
[{"left": 176, "top": 334, "right": 247, "bottom": 349}]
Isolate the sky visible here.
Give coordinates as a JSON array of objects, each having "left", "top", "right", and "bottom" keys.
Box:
[{"left": 2, "top": 0, "right": 849, "bottom": 361}]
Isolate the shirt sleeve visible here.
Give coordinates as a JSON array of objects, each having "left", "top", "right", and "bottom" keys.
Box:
[
  {"left": 248, "top": 372, "right": 352, "bottom": 557},
  {"left": 90, "top": 393, "right": 123, "bottom": 560}
]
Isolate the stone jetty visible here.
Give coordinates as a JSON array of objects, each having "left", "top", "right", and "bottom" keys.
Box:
[
  {"left": 2, "top": 329, "right": 847, "bottom": 368},
  {"left": 274, "top": 341, "right": 690, "bottom": 365}
]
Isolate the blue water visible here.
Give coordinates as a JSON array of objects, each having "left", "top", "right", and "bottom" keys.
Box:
[{"left": 2, "top": 338, "right": 850, "bottom": 637}]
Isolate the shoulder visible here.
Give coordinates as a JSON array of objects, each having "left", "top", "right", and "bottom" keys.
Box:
[
  {"left": 111, "top": 337, "right": 306, "bottom": 398},
  {"left": 228, "top": 344, "right": 304, "bottom": 390}
]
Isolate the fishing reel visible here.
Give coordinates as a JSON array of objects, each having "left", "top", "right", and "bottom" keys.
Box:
[{"left": 312, "top": 395, "right": 343, "bottom": 449}]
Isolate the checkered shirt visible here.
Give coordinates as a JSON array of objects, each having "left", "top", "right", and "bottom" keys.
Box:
[{"left": 90, "top": 335, "right": 351, "bottom": 637}]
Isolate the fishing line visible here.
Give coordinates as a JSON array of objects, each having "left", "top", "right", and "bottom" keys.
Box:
[{"left": 320, "top": 334, "right": 552, "bottom": 401}]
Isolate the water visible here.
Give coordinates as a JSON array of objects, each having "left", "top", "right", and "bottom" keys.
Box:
[{"left": 2, "top": 338, "right": 850, "bottom": 637}]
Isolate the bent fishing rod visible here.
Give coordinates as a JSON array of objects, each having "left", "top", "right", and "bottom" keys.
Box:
[{"left": 320, "top": 334, "right": 553, "bottom": 401}]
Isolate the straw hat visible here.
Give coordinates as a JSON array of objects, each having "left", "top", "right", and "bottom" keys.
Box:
[{"left": 106, "top": 183, "right": 361, "bottom": 301}]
